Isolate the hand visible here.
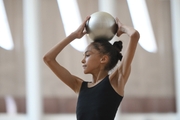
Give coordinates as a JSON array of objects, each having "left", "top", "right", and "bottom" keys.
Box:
[
  {"left": 115, "top": 17, "right": 125, "bottom": 37},
  {"left": 72, "top": 16, "right": 91, "bottom": 39}
]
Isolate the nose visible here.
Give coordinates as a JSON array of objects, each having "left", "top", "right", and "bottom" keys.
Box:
[{"left": 81, "top": 57, "right": 85, "bottom": 64}]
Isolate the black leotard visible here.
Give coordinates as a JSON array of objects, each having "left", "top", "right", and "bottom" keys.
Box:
[{"left": 76, "top": 75, "right": 123, "bottom": 120}]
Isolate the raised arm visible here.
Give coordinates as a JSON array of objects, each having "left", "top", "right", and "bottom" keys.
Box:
[
  {"left": 43, "top": 16, "right": 90, "bottom": 93},
  {"left": 117, "top": 18, "right": 140, "bottom": 76},
  {"left": 110, "top": 18, "right": 140, "bottom": 95}
]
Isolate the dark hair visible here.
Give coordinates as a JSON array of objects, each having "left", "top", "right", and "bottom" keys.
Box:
[{"left": 89, "top": 39, "right": 123, "bottom": 71}]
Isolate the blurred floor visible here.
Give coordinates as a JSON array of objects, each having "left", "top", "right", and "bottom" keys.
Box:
[{"left": 0, "top": 113, "right": 177, "bottom": 120}]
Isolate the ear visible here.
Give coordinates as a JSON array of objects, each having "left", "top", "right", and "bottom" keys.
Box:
[{"left": 100, "top": 55, "right": 109, "bottom": 64}]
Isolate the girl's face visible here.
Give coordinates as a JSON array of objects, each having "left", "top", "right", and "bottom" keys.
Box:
[{"left": 81, "top": 47, "right": 102, "bottom": 74}]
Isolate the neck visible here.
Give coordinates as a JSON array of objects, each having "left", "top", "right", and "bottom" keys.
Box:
[{"left": 92, "top": 70, "right": 108, "bottom": 83}]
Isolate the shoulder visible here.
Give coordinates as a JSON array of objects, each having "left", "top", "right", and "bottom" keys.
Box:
[
  {"left": 71, "top": 75, "right": 84, "bottom": 93},
  {"left": 109, "top": 66, "right": 131, "bottom": 96}
]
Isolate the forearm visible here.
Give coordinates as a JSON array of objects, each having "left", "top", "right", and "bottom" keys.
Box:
[
  {"left": 43, "top": 33, "right": 76, "bottom": 61},
  {"left": 43, "top": 16, "right": 90, "bottom": 63}
]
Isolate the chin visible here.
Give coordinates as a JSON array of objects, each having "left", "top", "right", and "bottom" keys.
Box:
[
  {"left": 83, "top": 70, "right": 91, "bottom": 74},
  {"left": 84, "top": 71, "right": 89, "bottom": 74}
]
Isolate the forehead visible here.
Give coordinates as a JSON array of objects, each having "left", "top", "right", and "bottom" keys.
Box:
[{"left": 84, "top": 45, "right": 98, "bottom": 54}]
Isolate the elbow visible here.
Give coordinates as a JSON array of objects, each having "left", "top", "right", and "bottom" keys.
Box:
[
  {"left": 43, "top": 55, "right": 53, "bottom": 65},
  {"left": 43, "top": 55, "right": 49, "bottom": 64},
  {"left": 135, "top": 30, "right": 140, "bottom": 40},
  {"left": 132, "top": 30, "right": 140, "bottom": 42}
]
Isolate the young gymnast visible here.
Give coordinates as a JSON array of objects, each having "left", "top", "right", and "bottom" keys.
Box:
[{"left": 43, "top": 16, "right": 140, "bottom": 120}]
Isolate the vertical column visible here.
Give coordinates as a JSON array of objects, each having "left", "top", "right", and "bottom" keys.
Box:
[
  {"left": 170, "top": 0, "right": 180, "bottom": 119},
  {"left": 98, "top": 0, "right": 116, "bottom": 16},
  {"left": 23, "top": 0, "right": 42, "bottom": 120}
]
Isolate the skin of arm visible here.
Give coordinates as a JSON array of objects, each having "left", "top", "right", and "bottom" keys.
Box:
[
  {"left": 43, "top": 16, "right": 90, "bottom": 93},
  {"left": 110, "top": 18, "right": 140, "bottom": 96}
]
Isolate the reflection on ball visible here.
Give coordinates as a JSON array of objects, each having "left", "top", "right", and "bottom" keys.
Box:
[{"left": 86, "top": 11, "right": 118, "bottom": 41}]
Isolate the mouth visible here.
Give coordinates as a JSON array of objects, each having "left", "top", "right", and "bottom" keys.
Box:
[{"left": 82, "top": 65, "right": 87, "bottom": 69}]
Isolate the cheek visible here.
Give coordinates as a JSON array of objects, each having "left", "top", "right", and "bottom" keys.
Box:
[
  {"left": 85, "top": 57, "right": 89, "bottom": 63},
  {"left": 87, "top": 57, "right": 99, "bottom": 64}
]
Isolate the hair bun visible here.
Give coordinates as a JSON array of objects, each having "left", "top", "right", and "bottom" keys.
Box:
[
  {"left": 113, "top": 41, "right": 123, "bottom": 52},
  {"left": 113, "top": 41, "right": 123, "bottom": 61}
]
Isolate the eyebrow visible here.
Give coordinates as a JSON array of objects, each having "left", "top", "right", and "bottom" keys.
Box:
[
  {"left": 84, "top": 50, "right": 91, "bottom": 54},
  {"left": 83, "top": 50, "right": 93, "bottom": 56}
]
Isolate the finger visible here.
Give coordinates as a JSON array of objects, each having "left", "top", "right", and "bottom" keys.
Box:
[
  {"left": 83, "top": 28, "right": 87, "bottom": 34},
  {"left": 115, "top": 17, "right": 119, "bottom": 24},
  {"left": 84, "top": 16, "right": 91, "bottom": 24},
  {"left": 116, "top": 30, "right": 121, "bottom": 37},
  {"left": 86, "top": 15, "right": 91, "bottom": 20},
  {"left": 116, "top": 32, "right": 119, "bottom": 36},
  {"left": 77, "top": 16, "right": 90, "bottom": 33},
  {"left": 80, "top": 16, "right": 90, "bottom": 29},
  {"left": 82, "top": 32, "right": 87, "bottom": 36}
]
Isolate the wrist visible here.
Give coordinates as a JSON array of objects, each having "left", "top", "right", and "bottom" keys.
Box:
[
  {"left": 68, "top": 32, "right": 77, "bottom": 40},
  {"left": 121, "top": 25, "right": 136, "bottom": 36}
]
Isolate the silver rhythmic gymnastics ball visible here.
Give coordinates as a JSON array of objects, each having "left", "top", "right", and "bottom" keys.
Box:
[{"left": 86, "top": 11, "right": 118, "bottom": 41}]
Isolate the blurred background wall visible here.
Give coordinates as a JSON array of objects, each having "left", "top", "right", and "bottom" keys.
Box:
[{"left": 0, "top": 0, "right": 176, "bottom": 116}]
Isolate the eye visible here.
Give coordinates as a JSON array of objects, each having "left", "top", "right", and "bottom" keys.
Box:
[{"left": 85, "top": 54, "right": 90, "bottom": 57}]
